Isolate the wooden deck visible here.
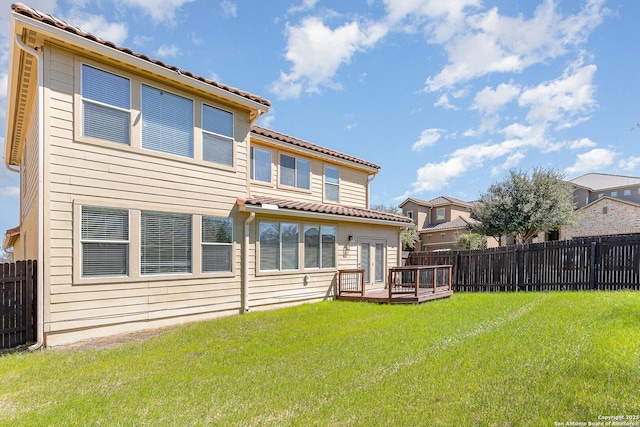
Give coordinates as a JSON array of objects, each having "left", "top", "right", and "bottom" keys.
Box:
[
  {"left": 336, "top": 287, "right": 453, "bottom": 304},
  {"left": 336, "top": 266, "right": 454, "bottom": 304}
]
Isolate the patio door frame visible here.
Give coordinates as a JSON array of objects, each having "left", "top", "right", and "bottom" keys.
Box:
[{"left": 358, "top": 238, "right": 387, "bottom": 287}]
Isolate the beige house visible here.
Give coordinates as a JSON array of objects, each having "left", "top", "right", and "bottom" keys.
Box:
[
  {"left": 560, "top": 173, "right": 640, "bottom": 239},
  {"left": 3, "top": 4, "right": 411, "bottom": 347},
  {"left": 399, "top": 196, "right": 497, "bottom": 251}
]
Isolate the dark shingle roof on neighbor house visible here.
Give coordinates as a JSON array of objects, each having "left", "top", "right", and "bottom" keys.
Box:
[
  {"left": 11, "top": 2, "right": 271, "bottom": 108},
  {"left": 251, "top": 126, "right": 380, "bottom": 170},
  {"left": 570, "top": 173, "right": 640, "bottom": 191},
  {"left": 238, "top": 196, "right": 413, "bottom": 224}
]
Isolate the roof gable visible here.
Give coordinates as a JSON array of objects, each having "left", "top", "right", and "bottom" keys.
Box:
[{"left": 570, "top": 173, "right": 640, "bottom": 192}]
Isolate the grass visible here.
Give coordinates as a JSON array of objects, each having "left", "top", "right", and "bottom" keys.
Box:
[{"left": 0, "top": 292, "right": 638, "bottom": 426}]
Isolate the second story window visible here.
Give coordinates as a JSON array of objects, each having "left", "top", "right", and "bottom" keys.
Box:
[
  {"left": 81, "top": 64, "right": 130, "bottom": 145},
  {"left": 436, "top": 208, "right": 445, "bottom": 221},
  {"left": 142, "top": 84, "right": 193, "bottom": 158},
  {"left": 202, "top": 105, "right": 234, "bottom": 166},
  {"left": 280, "top": 154, "right": 310, "bottom": 190},
  {"left": 251, "top": 147, "right": 272, "bottom": 183},
  {"left": 324, "top": 166, "right": 339, "bottom": 202}
]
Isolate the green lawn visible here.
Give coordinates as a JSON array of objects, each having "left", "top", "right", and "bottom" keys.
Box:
[{"left": 0, "top": 292, "right": 638, "bottom": 426}]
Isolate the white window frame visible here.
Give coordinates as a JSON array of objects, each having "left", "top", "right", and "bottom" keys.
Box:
[
  {"left": 258, "top": 221, "right": 300, "bottom": 272},
  {"left": 251, "top": 147, "right": 272, "bottom": 183},
  {"left": 324, "top": 165, "right": 340, "bottom": 202},
  {"left": 80, "top": 206, "right": 130, "bottom": 278},
  {"left": 279, "top": 154, "right": 310, "bottom": 190},
  {"left": 81, "top": 63, "right": 131, "bottom": 145},
  {"left": 201, "top": 216, "right": 233, "bottom": 273},
  {"left": 303, "top": 225, "right": 336, "bottom": 269},
  {"left": 202, "top": 104, "right": 234, "bottom": 167},
  {"left": 436, "top": 208, "right": 445, "bottom": 221}
]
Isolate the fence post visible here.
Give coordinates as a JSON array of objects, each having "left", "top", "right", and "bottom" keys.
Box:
[{"left": 589, "top": 241, "right": 597, "bottom": 290}]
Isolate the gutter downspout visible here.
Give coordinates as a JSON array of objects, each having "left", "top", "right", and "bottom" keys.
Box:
[
  {"left": 14, "top": 35, "right": 45, "bottom": 351},
  {"left": 366, "top": 174, "right": 376, "bottom": 209},
  {"left": 242, "top": 212, "right": 255, "bottom": 313}
]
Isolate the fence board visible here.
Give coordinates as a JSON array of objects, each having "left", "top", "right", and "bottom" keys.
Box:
[
  {"left": 1, "top": 260, "right": 37, "bottom": 350},
  {"left": 407, "top": 236, "right": 640, "bottom": 292}
]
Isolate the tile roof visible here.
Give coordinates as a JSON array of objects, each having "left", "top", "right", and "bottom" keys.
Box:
[
  {"left": 400, "top": 196, "right": 472, "bottom": 208},
  {"left": 569, "top": 173, "right": 640, "bottom": 191},
  {"left": 251, "top": 126, "right": 380, "bottom": 170},
  {"left": 11, "top": 3, "right": 271, "bottom": 108},
  {"left": 239, "top": 196, "right": 413, "bottom": 224},
  {"left": 419, "top": 216, "right": 475, "bottom": 232}
]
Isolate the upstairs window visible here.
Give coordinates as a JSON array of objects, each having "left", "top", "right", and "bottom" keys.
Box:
[
  {"left": 142, "top": 84, "right": 193, "bottom": 158},
  {"left": 81, "top": 64, "right": 130, "bottom": 145},
  {"left": 141, "top": 211, "right": 192, "bottom": 275},
  {"left": 436, "top": 208, "right": 445, "bottom": 221},
  {"left": 280, "top": 154, "right": 310, "bottom": 190},
  {"left": 202, "top": 105, "right": 234, "bottom": 166},
  {"left": 202, "top": 216, "right": 233, "bottom": 272},
  {"left": 81, "top": 206, "right": 129, "bottom": 277},
  {"left": 324, "top": 166, "right": 340, "bottom": 202},
  {"left": 250, "top": 147, "right": 272, "bottom": 183}
]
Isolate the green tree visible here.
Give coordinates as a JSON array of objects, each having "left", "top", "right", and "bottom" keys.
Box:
[
  {"left": 457, "top": 233, "right": 487, "bottom": 250},
  {"left": 470, "top": 168, "right": 577, "bottom": 244}
]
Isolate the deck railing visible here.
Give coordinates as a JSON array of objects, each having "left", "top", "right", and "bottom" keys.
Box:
[
  {"left": 337, "top": 269, "right": 365, "bottom": 297},
  {"left": 387, "top": 265, "right": 452, "bottom": 299}
]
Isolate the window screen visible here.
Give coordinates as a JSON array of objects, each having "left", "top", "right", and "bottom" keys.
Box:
[
  {"left": 203, "top": 105, "right": 233, "bottom": 166},
  {"left": 81, "top": 64, "right": 130, "bottom": 144},
  {"left": 81, "top": 206, "right": 129, "bottom": 277},
  {"left": 325, "top": 166, "right": 339, "bottom": 202},
  {"left": 202, "top": 216, "right": 233, "bottom": 272},
  {"left": 141, "top": 85, "right": 193, "bottom": 158},
  {"left": 251, "top": 147, "right": 272, "bottom": 183},
  {"left": 141, "top": 211, "right": 192, "bottom": 275}
]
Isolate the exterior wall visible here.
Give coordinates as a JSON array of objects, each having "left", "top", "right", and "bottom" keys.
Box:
[
  {"left": 249, "top": 141, "right": 370, "bottom": 208},
  {"left": 42, "top": 44, "right": 253, "bottom": 345},
  {"left": 246, "top": 213, "right": 401, "bottom": 311},
  {"left": 562, "top": 198, "right": 640, "bottom": 239},
  {"left": 401, "top": 201, "right": 430, "bottom": 229},
  {"left": 419, "top": 229, "right": 463, "bottom": 251}
]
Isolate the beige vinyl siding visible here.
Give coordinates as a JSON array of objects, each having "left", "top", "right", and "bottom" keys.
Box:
[
  {"left": 249, "top": 143, "right": 370, "bottom": 208},
  {"left": 246, "top": 215, "right": 400, "bottom": 310},
  {"left": 42, "top": 44, "right": 250, "bottom": 342}
]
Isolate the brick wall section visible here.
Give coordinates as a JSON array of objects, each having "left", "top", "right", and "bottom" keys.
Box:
[{"left": 562, "top": 198, "right": 640, "bottom": 239}]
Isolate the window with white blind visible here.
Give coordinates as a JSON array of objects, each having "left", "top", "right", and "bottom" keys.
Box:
[
  {"left": 280, "top": 154, "right": 310, "bottom": 190},
  {"left": 141, "top": 211, "right": 192, "bottom": 275},
  {"left": 141, "top": 84, "right": 193, "bottom": 158},
  {"left": 251, "top": 147, "right": 272, "bottom": 183},
  {"left": 81, "top": 206, "right": 129, "bottom": 277},
  {"left": 259, "top": 222, "right": 299, "bottom": 271},
  {"left": 81, "top": 64, "right": 130, "bottom": 145},
  {"left": 324, "top": 166, "right": 339, "bottom": 202},
  {"left": 202, "top": 216, "right": 233, "bottom": 272},
  {"left": 202, "top": 104, "right": 234, "bottom": 166},
  {"left": 304, "top": 225, "right": 336, "bottom": 269}
]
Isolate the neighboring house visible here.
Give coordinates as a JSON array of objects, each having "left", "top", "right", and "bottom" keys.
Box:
[
  {"left": 2, "top": 4, "right": 412, "bottom": 347},
  {"left": 399, "top": 196, "right": 495, "bottom": 251},
  {"left": 560, "top": 173, "right": 640, "bottom": 239}
]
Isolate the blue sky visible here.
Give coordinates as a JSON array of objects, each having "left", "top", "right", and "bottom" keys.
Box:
[{"left": 1, "top": 0, "right": 639, "bottom": 237}]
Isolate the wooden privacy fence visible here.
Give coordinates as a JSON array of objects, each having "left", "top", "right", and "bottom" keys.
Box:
[
  {"left": 1, "top": 261, "right": 37, "bottom": 350},
  {"left": 407, "top": 236, "right": 640, "bottom": 292}
]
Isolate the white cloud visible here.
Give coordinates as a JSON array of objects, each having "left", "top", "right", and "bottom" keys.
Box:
[
  {"left": 221, "top": 0, "right": 237, "bottom": 18},
  {"left": 59, "top": 10, "right": 128, "bottom": 45},
  {"left": 155, "top": 44, "right": 180, "bottom": 58},
  {"left": 490, "top": 152, "right": 525, "bottom": 175},
  {"left": 434, "top": 94, "right": 457, "bottom": 110},
  {"left": 132, "top": 34, "right": 153, "bottom": 46},
  {"left": 0, "top": 187, "right": 19, "bottom": 198},
  {"left": 117, "top": 0, "right": 196, "bottom": 24},
  {"left": 518, "top": 58, "right": 597, "bottom": 128},
  {"left": 473, "top": 82, "right": 520, "bottom": 115},
  {"left": 288, "top": 0, "right": 320, "bottom": 14},
  {"left": 270, "top": 17, "right": 388, "bottom": 99},
  {"left": 423, "top": 0, "right": 606, "bottom": 92},
  {"left": 569, "top": 138, "right": 597, "bottom": 149},
  {"left": 411, "top": 128, "right": 443, "bottom": 151},
  {"left": 564, "top": 148, "right": 616, "bottom": 175},
  {"left": 618, "top": 156, "right": 640, "bottom": 171}
]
